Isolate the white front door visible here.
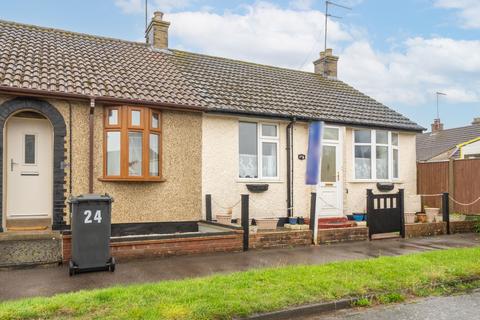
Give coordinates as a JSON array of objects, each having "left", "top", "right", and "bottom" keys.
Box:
[
  {"left": 6, "top": 116, "right": 53, "bottom": 218},
  {"left": 317, "top": 127, "right": 343, "bottom": 217}
]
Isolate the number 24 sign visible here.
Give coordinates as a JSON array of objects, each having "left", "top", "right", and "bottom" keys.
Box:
[{"left": 84, "top": 210, "right": 102, "bottom": 224}]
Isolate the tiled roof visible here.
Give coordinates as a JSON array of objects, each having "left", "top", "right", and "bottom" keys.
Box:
[
  {"left": 0, "top": 19, "right": 423, "bottom": 131},
  {"left": 416, "top": 124, "right": 480, "bottom": 161}
]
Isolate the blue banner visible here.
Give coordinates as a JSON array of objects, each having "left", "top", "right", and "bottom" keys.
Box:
[{"left": 305, "top": 121, "right": 324, "bottom": 185}]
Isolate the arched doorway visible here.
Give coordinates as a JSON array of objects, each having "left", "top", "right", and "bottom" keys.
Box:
[
  {"left": 0, "top": 98, "right": 66, "bottom": 232},
  {"left": 5, "top": 111, "right": 53, "bottom": 229}
]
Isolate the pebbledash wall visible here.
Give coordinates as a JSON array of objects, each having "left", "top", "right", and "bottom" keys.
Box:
[
  {"left": 201, "top": 114, "right": 313, "bottom": 221},
  {"left": 0, "top": 94, "right": 202, "bottom": 225},
  {"left": 202, "top": 114, "right": 420, "bottom": 220}
]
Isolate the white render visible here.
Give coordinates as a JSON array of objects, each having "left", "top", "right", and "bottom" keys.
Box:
[{"left": 201, "top": 113, "right": 420, "bottom": 220}]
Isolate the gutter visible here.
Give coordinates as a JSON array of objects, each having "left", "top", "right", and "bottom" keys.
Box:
[
  {"left": 0, "top": 86, "right": 205, "bottom": 113},
  {"left": 286, "top": 118, "right": 296, "bottom": 217}
]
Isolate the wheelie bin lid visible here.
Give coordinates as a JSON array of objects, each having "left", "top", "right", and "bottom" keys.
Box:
[{"left": 68, "top": 194, "right": 114, "bottom": 204}]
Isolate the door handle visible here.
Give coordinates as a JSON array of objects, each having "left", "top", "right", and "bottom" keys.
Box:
[{"left": 10, "top": 158, "right": 18, "bottom": 171}]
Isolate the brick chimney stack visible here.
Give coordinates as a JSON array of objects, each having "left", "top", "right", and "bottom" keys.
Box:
[
  {"left": 146, "top": 11, "right": 170, "bottom": 50},
  {"left": 313, "top": 48, "right": 339, "bottom": 79},
  {"left": 431, "top": 118, "right": 444, "bottom": 133}
]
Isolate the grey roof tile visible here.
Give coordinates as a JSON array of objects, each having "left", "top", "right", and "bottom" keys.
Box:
[
  {"left": 0, "top": 19, "right": 423, "bottom": 131},
  {"left": 417, "top": 124, "right": 480, "bottom": 161}
]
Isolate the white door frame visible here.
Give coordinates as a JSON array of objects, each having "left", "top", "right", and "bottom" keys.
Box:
[{"left": 316, "top": 126, "right": 344, "bottom": 217}]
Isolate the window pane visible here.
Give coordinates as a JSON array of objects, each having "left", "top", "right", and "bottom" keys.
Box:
[
  {"left": 321, "top": 145, "right": 336, "bottom": 182},
  {"left": 376, "top": 146, "right": 389, "bottom": 179},
  {"left": 149, "top": 134, "right": 160, "bottom": 176},
  {"left": 151, "top": 112, "right": 159, "bottom": 129},
  {"left": 354, "top": 130, "right": 371, "bottom": 143},
  {"left": 355, "top": 145, "right": 371, "bottom": 179},
  {"left": 131, "top": 110, "right": 141, "bottom": 126},
  {"left": 24, "top": 134, "right": 35, "bottom": 164},
  {"left": 108, "top": 109, "right": 118, "bottom": 125},
  {"left": 392, "top": 133, "right": 399, "bottom": 146},
  {"left": 239, "top": 122, "right": 258, "bottom": 178},
  {"left": 376, "top": 130, "right": 388, "bottom": 144},
  {"left": 323, "top": 127, "right": 339, "bottom": 140},
  {"left": 262, "top": 142, "right": 277, "bottom": 177},
  {"left": 393, "top": 149, "right": 399, "bottom": 178},
  {"left": 262, "top": 124, "right": 277, "bottom": 137},
  {"left": 107, "top": 132, "right": 121, "bottom": 176},
  {"left": 128, "top": 132, "right": 143, "bottom": 176}
]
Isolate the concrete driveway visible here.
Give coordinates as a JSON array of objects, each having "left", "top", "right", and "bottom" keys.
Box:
[{"left": 0, "top": 233, "right": 478, "bottom": 301}]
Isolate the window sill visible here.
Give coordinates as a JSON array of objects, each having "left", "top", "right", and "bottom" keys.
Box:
[
  {"left": 98, "top": 177, "right": 166, "bottom": 183},
  {"left": 237, "top": 179, "right": 283, "bottom": 184},
  {"left": 347, "top": 179, "right": 403, "bottom": 184}
]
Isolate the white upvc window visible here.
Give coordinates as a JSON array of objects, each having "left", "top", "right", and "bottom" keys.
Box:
[
  {"left": 353, "top": 129, "right": 399, "bottom": 181},
  {"left": 239, "top": 121, "right": 279, "bottom": 180}
]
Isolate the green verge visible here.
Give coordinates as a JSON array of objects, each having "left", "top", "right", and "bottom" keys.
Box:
[{"left": 1, "top": 247, "right": 480, "bottom": 320}]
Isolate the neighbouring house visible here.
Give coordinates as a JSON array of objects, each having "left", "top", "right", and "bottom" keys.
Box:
[
  {"left": 0, "top": 13, "right": 423, "bottom": 264},
  {"left": 417, "top": 118, "right": 480, "bottom": 162}
]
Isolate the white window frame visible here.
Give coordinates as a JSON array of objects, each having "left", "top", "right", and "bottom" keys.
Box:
[
  {"left": 353, "top": 129, "right": 400, "bottom": 181},
  {"left": 239, "top": 121, "right": 280, "bottom": 181}
]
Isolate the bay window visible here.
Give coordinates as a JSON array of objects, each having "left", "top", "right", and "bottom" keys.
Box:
[
  {"left": 239, "top": 122, "right": 279, "bottom": 179},
  {"left": 354, "top": 129, "right": 399, "bottom": 180},
  {"left": 103, "top": 106, "right": 162, "bottom": 181}
]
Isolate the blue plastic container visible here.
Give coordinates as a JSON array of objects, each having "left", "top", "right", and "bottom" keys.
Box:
[
  {"left": 353, "top": 213, "right": 366, "bottom": 222},
  {"left": 288, "top": 217, "right": 298, "bottom": 225}
]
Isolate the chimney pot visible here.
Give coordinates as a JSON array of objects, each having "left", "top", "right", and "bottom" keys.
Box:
[
  {"left": 313, "top": 48, "right": 339, "bottom": 79},
  {"left": 431, "top": 118, "right": 444, "bottom": 133},
  {"left": 472, "top": 117, "right": 480, "bottom": 125},
  {"left": 146, "top": 11, "right": 170, "bottom": 50}
]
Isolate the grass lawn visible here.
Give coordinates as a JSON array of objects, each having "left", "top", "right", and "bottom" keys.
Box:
[{"left": 1, "top": 247, "right": 480, "bottom": 319}]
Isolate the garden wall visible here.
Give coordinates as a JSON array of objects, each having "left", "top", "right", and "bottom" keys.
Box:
[
  {"left": 318, "top": 226, "right": 369, "bottom": 244},
  {"left": 249, "top": 229, "right": 312, "bottom": 249}
]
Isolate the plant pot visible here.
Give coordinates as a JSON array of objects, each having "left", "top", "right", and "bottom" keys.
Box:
[
  {"left": 288, "top": 217, "right": 298, "bottom": 225},
  {"left": 297, "top": 217, "right": 305, "bottom": 225},
  {"left": 404, "top": 212, "right": 416, "bottom": 224},
  {"left": 303, "top": 218, "right": 310, "bottom": 226},
  {"left": 416, "top": 213, "right": 427, "bottom": 223},
  {"left": 353, "top": 213, "right": 366, "bottom": 222},
  {"left": 425, "top": 208, "right": 439, "bottom": 223},
  {"left": 255, "top": 218, "right": 279, "bottom": 230},
  {"left": 216, "top": 214, "right": 232, "bottom": 225},
  {"left": 435, "top": 214, "right": 443, "bottom": 223}
]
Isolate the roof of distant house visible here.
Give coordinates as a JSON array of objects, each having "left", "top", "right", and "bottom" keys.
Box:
[
  {"left": 0, "top": 19, "right": 423, "bottom": 131},
  {"left": 416, "top": 123, "right": 480, "bottom": 161}
]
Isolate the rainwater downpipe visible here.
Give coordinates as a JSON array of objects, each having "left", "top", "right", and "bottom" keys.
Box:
[
  {"left": 286, "top": 118, "right": 296, "bottom": 218},
  {"left": 88, "top": 98, "right": 95, "bottom": 194}
]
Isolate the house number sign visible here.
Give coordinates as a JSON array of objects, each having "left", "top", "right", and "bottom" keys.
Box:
[{"left": 83, "top": 210, "right": 103, "bottom": 224}]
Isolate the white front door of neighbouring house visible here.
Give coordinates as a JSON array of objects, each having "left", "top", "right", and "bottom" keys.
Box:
[
  {"left": 6, "top": 115, "right": 53, "bottom": 218},
  {"left": 316, "top": 127, "right": 343, "bottom": 217}
]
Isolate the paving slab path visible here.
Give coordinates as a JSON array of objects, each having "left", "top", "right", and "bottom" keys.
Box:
[{"left": 0, "top": 233, "right": 479, "bottom": 301}]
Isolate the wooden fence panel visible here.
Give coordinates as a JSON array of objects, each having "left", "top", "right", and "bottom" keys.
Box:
[
  {"left": 453, "top": 159, "right": 480, "bottom": 214},
  {"left": 417, "top": 161, "right": 448, "bottom": 210},
  {"left": 417, "top": 159, "right": 480, "bottom": 214}
]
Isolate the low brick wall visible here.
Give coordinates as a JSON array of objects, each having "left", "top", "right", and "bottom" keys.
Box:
[
  {"left": 450, "top": 220, "right": 477, "bottom": 234},
  {"left": 62, "top": 231, "right": 244, "bottom": 262},
  {"left": 318, "top": 226, "right": 368, "bottom": 244},
  {"left": 405, "top": 222, "right": 447, "bottom": 238},
  {"left": 249, "top": 229, "right": 312, "bottom": 249}
]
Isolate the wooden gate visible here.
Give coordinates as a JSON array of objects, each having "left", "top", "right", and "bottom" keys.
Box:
[{"left": 366, "top": 189, "right": 405, "bottom": 239}]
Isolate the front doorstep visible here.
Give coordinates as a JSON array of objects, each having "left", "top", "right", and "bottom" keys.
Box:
[{"left": 0, "top": 231, "right": 62, "bottom": 268}]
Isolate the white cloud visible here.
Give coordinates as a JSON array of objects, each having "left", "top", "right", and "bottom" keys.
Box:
[
  {"left": 435, "top": 0, "right": 480, "bottom": 29},
  {"left": 340, "top": 37, "right": 480, "bottom": 105},
  {"left": 168, "top": 2, "right": 351, "bottom": 69},
  {"left": 115, "top": 0, "right": 191, "bottom": 14}
]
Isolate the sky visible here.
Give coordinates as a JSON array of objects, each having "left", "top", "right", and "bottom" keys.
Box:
[{"left": 2, "top": 0, "right": 480, "bottom": 130}]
